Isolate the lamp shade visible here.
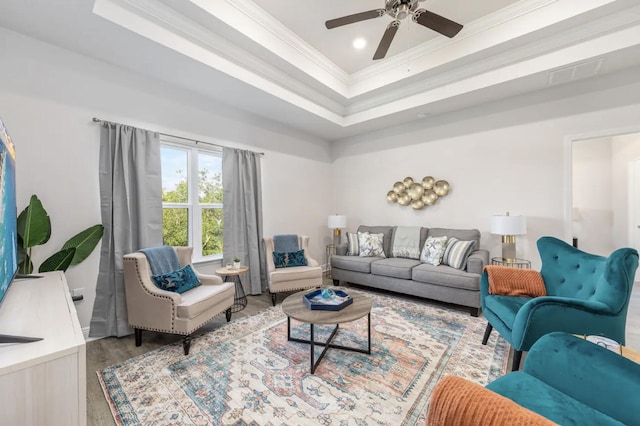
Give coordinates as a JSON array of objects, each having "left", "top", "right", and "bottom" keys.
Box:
[
  {"left": 328, "top": 215, "right": 347, "bottom": 229},
  {"left": 490, "top": 214, "right": 526, "bottom": 235}
]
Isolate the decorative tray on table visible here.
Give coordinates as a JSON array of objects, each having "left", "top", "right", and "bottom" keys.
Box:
[{"left": 303, "top": 288, "right": 353, "bottom": 311}]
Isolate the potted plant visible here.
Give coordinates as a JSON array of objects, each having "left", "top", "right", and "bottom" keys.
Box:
[{"left": 233, "top": 257, "right": 241, "bottom": 269}]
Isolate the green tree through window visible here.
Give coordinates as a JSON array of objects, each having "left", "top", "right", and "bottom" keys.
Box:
[{"left": 161, "top": 144, "right": 223, "bottom": 259}]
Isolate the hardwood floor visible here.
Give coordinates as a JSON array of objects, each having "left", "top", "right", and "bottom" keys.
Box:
[{"left": 86, "top": 280, "right": 640, "bottom": 425}]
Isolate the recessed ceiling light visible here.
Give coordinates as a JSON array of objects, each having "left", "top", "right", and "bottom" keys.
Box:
[{"left": 352, "top": 37, "right": 367, "bottom": 49}]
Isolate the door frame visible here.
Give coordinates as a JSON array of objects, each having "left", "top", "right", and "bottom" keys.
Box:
[{"left": 564, "top": 125, "right": 640, "bottom": 246}]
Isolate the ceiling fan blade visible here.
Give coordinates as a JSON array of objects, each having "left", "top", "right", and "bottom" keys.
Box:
[
  {"left": 373, "top": 20, "right": 400, "bottom": 60},
  {"left": 325, "top": 9, "right": 385, "bottom": 29},
  {"left": 413, "top": 9, "right": 463, "bottom": 38}
]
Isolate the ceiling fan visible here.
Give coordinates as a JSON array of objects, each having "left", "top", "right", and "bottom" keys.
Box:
[{"left": 325, "top": 0, "right": 463, "bottom": 60}]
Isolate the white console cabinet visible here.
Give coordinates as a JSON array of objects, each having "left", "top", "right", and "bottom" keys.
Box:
[{"left": 0, "top": 271, "right": 86, "bottom": 426}]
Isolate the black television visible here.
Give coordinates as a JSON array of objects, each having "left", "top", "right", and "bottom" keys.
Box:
[{"left": 0, "top": 117, "right": 41, "bottom": 343}]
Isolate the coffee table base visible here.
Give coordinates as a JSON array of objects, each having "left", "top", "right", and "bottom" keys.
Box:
[{"left": 287, "top": 314, "right": 371, "bottom": 374}]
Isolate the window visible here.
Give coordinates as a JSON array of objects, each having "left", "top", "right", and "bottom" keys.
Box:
[{"left": 161, "top": 141, "right": 223, "bottom": 261}]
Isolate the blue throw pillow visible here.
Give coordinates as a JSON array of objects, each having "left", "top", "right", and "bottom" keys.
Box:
[
  {"left": 273, "top": 249, "right": 307, "bottom": 268},
  {"left": 151, "top": 264, "right": 202, "bottom": 294}
]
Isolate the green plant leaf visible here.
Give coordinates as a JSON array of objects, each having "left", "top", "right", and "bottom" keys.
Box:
[
  {"left": 17, "top": 195, "right": 51, "bottom": 249},
  {"left": 61, "top": 224, "right": 104, "bottom": 265},
  {"left": 38, "top": 248, "right": 76, "bottom": 272}
]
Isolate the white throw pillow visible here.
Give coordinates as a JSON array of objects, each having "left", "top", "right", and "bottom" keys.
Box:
[
  {"left": 358, "top": 232, "right": 386, "bottom": 258},
  {"left": 420, "top": 236, "right": 448, "bottom": 265}
]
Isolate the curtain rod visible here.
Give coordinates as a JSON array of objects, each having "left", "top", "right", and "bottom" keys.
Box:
[{"left": 91, "top": 117, "right": 264, "bottom": 155}]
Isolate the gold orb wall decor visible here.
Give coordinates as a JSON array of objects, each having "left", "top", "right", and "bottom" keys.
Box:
[
  {"left": 422, "top": 176, "right": 435, "bottom": 190},
  {"left": 434, "top": 180, "right": 450, "bottom": 196},
  {"left": 386, "top": 176, "right": 451, "bottom": 210},
  {"left": 398, "top": 193, "right": 411, "bottom": 206},
  {"left": 393, "top": 181, "right": 406, "bottom": 195},
  {"left": 407, "top": 183, "right": 424, "bottom": 200}
]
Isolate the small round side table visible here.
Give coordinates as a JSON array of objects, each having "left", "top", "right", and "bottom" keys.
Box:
[
  {"left": 491, "top": 257, "right": 531, "bottom": 269},
  {"left": 216, "top": 265, "right": 249, "bottom": 312}
]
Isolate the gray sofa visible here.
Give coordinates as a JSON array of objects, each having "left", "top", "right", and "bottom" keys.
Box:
[{"left": 330, "top": 225, "right": 489, "bottom": 316}]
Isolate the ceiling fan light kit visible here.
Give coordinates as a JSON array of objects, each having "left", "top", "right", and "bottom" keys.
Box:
[{"left": 325, "top": 0, "right": 464, "bottom": 60}]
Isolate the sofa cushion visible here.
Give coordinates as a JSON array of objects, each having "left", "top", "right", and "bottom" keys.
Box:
[
  {"left": 177, "top": 281, "right": 234, "bottom": 319},
  {"left": 428, "top": 228, "right": 480, "bottom": 248},
  {"left": 420, "top": 236, "right": 448, "bottom": 266},
  {"left": 151, "top": 264, "right": 202, "bottom": 294},
  {"left": 273, "top": 249, "right": 307, "bottom": 268},
  {"left": 412, "top": 263, "right": 481, "bottom": 291},
  {"left": 357, "top": 226, "right": 394, "bottom": 258},
  {"left": 331, "top": 255, "right": 382, "bottom": 273},
  {"left": 443, "top": 238, "right": 476, "bottom": 270},
  {"left": 358, "top": 232, "right": 386, "bottom": 257},
  {"left": 487, "top": 372, "right": 624, "bottom": 426},
  {"left": 371, "top": 258, "right": 421, "bottom": 280},
  {"left": 346, "top": 232, "right": 359, "bottom": 256},
  {"left": 270, "top": 265, "right": 323, "bottom": 284}
]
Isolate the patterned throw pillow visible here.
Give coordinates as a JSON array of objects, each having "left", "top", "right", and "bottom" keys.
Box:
[
  {"left": 420, "top": 236, "right": 448, "bottom": 266},
  {"left": 346, "top": 232, "right": 360, "bottom": 256},
  {"left": 358, "top": 232, "right": 386, "bottom": 258},
  {"left": 273, "top": 249, "right": 308, "bottom": 268},
  {"left": 442, "top": 238, "right": 476, "bottom": 270},
  {"left": 151, "top": 264, "right": 202, "bottom": 294}
]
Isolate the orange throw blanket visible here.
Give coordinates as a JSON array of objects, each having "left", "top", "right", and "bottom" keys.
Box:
[
  {"left": 484, "top": 265, "right": 547, "bottom": 297},
  {"left": 427, "top": 376, "right": 556, "bottom": 425}
]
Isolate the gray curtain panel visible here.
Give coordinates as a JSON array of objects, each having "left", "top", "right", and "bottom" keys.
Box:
[
  {"left": 89, "top": 122, "right": 162, "bottom": 338},
  {"left": 222, "top": 148, "right": 265, "bottom": 294}
]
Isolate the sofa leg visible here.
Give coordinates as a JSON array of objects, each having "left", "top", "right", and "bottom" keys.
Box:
[
  {"left": 332, "top": 279, "right": 339, "bottom": 286},
  {"left": 271, "top": 292, "right": 277, "bottom": 306},
  {"left": 470, "top": 307, "right": 481, "bottom": 317},
  {"left": 225, "top": 308, "right": 232, "bottom": 322},
  {"left": 482, "top": 323, "right": 493, "bottom": 345},
  {"left": 183, "top": 335, "right": 191, "bottom": 356},
  {"left": 134, "top": 328, "right": 142, "bottom": 347},
  {"left": 512, "top": 350, "right": 522, "bottom": 371}
]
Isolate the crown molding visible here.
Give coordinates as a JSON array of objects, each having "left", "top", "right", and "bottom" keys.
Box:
[
  {"left": 96, "top": 0, "right": 346, "bottom": 115},
  {"left": 349, "top": 0, "right": 561, "bottom": 84},
  {"left": 346, "top": 5, "right": 640, "bottom": 114},
  {"left": 223, "top": 0, "right": 349, "bottom": 85}
]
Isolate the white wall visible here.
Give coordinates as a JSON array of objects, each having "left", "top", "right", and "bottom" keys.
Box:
[
  {"left": 332, "top": 81, "right": 640, "bottom": 270},
  {"left": 0, "top": 28, "right": 334, "bottom": 333},
  {"left": 572, "top": 138, "right": 614, "bottom": 256},
  {"left": 611, "top": 133, "right": 640, "bottom": 251}
]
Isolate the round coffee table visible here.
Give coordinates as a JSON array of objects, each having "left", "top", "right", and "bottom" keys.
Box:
[{"left": 281, "top": 287, "right": 372, "bottom": 374}]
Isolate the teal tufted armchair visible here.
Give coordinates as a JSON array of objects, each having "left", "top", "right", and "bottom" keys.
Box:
[{"left": 481, "top": 236, "right": 638, "bottom": 371}]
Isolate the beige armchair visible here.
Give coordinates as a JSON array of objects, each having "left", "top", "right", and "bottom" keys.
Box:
[
  {"left": 264, "top": 235, "right": 323, "bottom": 305},
  {"left": 123, "top": 246, "right": 235, "bottom": 355}
]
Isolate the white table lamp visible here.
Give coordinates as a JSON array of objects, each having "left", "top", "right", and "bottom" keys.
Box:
[
  {"left": 491, "top": 212, "right": 526, "bottom": 261},
  {"left": 328, "top": 214, "right": 347, "bottom": 245}
]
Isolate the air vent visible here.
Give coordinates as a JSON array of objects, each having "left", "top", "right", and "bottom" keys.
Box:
[{"left": 548, "top": 58, "right": 604, "bottom": 86}]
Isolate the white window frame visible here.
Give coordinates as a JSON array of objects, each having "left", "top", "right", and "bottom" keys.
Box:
[{"left": 161, "top": 138, "right": 223, "bottom": 262}]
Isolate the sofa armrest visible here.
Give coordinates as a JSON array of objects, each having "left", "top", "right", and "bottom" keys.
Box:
[
  {"left": 336, "top": 243, "right": 348, "bottom": 256},
  {"left": 523, "top": 332, "right": 640, "bottom": 425},
  {"left": 467, "top": 249, "right": 489, "bottom": 274},
  {"left": 427, "top": 376, "right": 554, "bottom": 426}
]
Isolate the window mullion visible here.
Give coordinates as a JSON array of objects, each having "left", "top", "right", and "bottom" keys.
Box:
[{"left": 190, "top": 147, "right": 202, "bottom": 258}]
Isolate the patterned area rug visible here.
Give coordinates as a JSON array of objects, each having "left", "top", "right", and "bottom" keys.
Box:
[{"left": 99, "top": 290, "right": 507, "bottom": 425}]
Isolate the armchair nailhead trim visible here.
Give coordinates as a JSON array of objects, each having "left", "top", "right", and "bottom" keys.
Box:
[{"left": 125, "top": 257, "right": 177, "bottom": 330}]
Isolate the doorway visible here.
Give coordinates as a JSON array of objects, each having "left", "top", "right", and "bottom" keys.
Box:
[{"left": 568, "top": 131, "right": 640, "bottom": 265}]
